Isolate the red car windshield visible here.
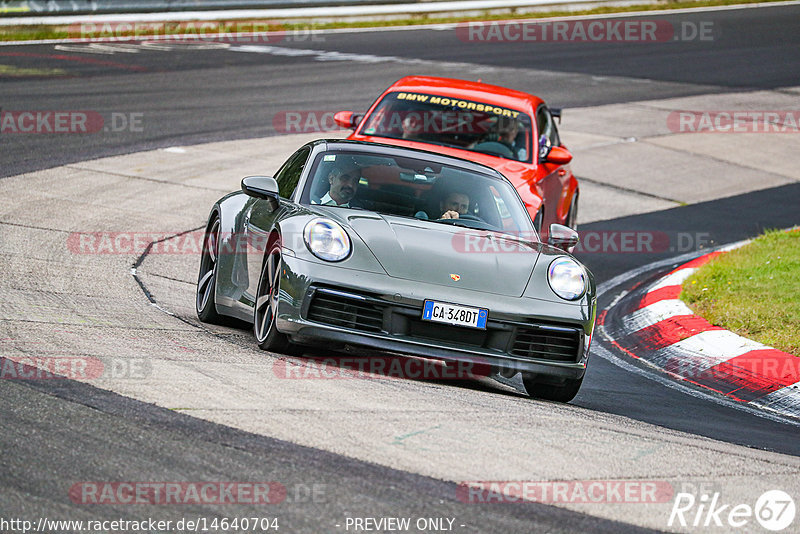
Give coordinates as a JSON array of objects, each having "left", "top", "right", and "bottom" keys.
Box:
[{"left": 358, "top": 91, "right": 533, "bottom": 163}]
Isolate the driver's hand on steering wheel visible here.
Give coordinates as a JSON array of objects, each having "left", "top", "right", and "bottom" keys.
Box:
[{"left": 440, "top": 210, "right": 460, "bottom": 219}]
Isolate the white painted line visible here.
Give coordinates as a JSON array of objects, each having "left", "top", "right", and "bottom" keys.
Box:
[
  {"left": 4, "top": 0, "right": 800, "bottom": 27},
  {"left": 227, "top": 43, "right": 496, "bottom": 72},
  {"left": 0, "top": 0, "right": 614, "bottom": 25},
  {"left": 596, "top": 248, "right": 726, "bottom": 301},
  {"left": 596, "top": 237, "right": 800, "bottom": 423},
  {"left": 623, "top": 299, "right": 694, "bottom": 332},
  {"left": 753, "top": 385, "right": 800, "bottom": 419},
  {"left": 1, "top": 0, "right": 799, "bottom": 46},
  {"left": 650, "top": 329, "right": 770, "bottom": 373},
  {"left": 592, "top": 340, "right": 800, "bottom": 426},
  {"left": 718, "top": 239, "right": 752, "bottom": 252},
  {"left": 647, "top": 267, "right": 697, "bottom": 293}
]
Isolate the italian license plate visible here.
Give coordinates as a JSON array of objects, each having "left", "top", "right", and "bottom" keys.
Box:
[{"left": 421, "top": 300, "right": 488, "bottom": 329}]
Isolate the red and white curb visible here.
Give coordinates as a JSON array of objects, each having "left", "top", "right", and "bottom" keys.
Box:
[{"left": 598, "top": 241, "right": 800, "bottom": 420}]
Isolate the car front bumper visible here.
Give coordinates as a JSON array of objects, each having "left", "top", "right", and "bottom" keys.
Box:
[{"left": 276, "top": 254, "right": 595, "bottom": 379}]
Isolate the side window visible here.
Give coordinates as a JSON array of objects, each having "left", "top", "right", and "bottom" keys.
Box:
[
  {"left": 536, "top": 106, "right": 560, "bottom": 161},
  {"left": 274, "top": 147, "right": 310, "bottom": 199}
]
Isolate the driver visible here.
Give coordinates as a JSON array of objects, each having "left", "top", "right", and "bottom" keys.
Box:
[
  {"left": 497, "top": 117, "right": 519, "bottom": 151},
  {"left": 314, "top": 157, "right": 361, "bottom": 207},
  {"left": 473, "top": 116, "right": 524, "bottom": 160},
  {"left": 439, "top": 191, "right": 470, "bottom": 219},
  {"left": 401, "top": 113, "right": 423, "bottom": 140}
]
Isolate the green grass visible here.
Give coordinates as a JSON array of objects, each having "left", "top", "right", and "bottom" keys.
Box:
[
  {"left": 0, "top": 0, "right": 789, "bottom": 42},
  {"left": 681, "top": 229, "right": 800, "bottom": 357}
]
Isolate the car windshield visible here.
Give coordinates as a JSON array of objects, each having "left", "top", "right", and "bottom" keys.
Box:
[
  {"left": 301, "top": 150, "right": 535, "bottom": 236},
  {"left": 358, "top": 91, "right": 533, "bottom": 163}
]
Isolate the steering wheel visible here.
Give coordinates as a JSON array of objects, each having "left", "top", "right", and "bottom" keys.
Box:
[{"left": 436, "top": 213, "right": 482, "bottom": 222}]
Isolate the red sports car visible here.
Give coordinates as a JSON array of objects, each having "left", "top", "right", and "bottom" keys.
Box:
[{"left": 334, "top": 76, "right": 578, "bottom": 237}]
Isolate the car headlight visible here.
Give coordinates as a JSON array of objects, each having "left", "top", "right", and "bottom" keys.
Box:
[
  {"left": 547, "top": 257, "right": 586, "bottom": 300},
  {"left": 303, "top": 218, "right": 351, "bottom": 262}
]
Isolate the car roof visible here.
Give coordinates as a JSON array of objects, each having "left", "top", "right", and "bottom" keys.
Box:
[
  {"left": 384, "top": 75, "right": 543, "bottom": 114},
  {"left": 310, "top": 139, "right": 508, "bottom": 180}
]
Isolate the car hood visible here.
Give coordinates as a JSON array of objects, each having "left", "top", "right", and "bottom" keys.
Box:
[{"left": 336, "top": 212, "right": 540, "bottom": 297}]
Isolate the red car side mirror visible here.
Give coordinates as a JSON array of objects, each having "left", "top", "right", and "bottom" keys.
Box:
[
  {"left": 545, "top": 146, "right": 573, "bottom": 165},
  {"left": 334, "top": 111, "right": 361, "bottom": 129}
]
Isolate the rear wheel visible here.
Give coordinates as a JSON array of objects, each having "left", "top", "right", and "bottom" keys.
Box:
[
  {"left": 196, "top": 216, "right": 223, "bottom": 323},
  {"left": 522, "top": 373, "right": 583, "bottom": 403},
  {"left": 254, "top": 238, "right": 295, "bottom": 353}
]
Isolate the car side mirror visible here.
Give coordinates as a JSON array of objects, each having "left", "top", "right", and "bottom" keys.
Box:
[
  {"left": 545, "top": 146, "right": 573, "bottom": 165},
  {"left": 334, "top": 111, "right": 362, "bottom": 129},
  {"left": 548, "top": 223, "right": 579, "bottom": 253},
  {"left": 242, "top": 176, "right": 280, "bottom": 210}
]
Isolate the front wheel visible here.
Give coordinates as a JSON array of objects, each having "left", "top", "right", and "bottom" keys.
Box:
[
  {"left": 196, "top": 216, "right": 223, "bottom": 323},
  {"left": 254, "top": 239, "right": 294, "bottom": 353},
  {"left": 522, "top": 373, "right": 583, "bottom": 403}
]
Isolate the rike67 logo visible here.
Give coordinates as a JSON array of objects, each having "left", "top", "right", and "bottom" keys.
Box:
[{"left": 669, "top": 489, "right": 795, "bottom": 531}]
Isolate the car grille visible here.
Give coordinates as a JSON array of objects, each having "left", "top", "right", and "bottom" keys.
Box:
[
  {"left": 306, "top": 287, "right": 582, "bottom": 362},
  {"left": 407, "top": 318, "right": 488, "bottom": 347},
  {"left": 306, "top": 290, "right": 384, "bottom": 333},
  {"left": 510, "top": 325, "right": 581, "bottom": 362}
]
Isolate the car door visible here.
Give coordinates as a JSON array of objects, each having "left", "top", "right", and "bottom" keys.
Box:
[
  {"left": 535, "top": 105, "right": 568, "bottom": 236},
  {"left": 242, "top": 146, "right": 310, "bottom": 309}
]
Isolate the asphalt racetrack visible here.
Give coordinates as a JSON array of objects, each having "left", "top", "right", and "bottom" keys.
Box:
[{"left": 1, "top": 3, "right": 800, "bottom": 533}]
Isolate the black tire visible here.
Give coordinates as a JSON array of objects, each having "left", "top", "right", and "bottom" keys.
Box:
[
  {"left": 522, "top": 373, "right": 583, "bottom": 403},
  {"left": 254, "top": 237, "right": 294, "bottom": 353},
  {"left": 196, "top": 216, "right": 223, "bottom": 324}
]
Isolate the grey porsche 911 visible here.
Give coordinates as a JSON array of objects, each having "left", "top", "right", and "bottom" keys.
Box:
[{"left": 196, "top": 140, "right": 596, "bottom": 402}]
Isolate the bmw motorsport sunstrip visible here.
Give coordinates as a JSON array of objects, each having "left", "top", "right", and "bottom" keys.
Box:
[{"left": 196, "top": 140, "right": 596, "bottom": 402}]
